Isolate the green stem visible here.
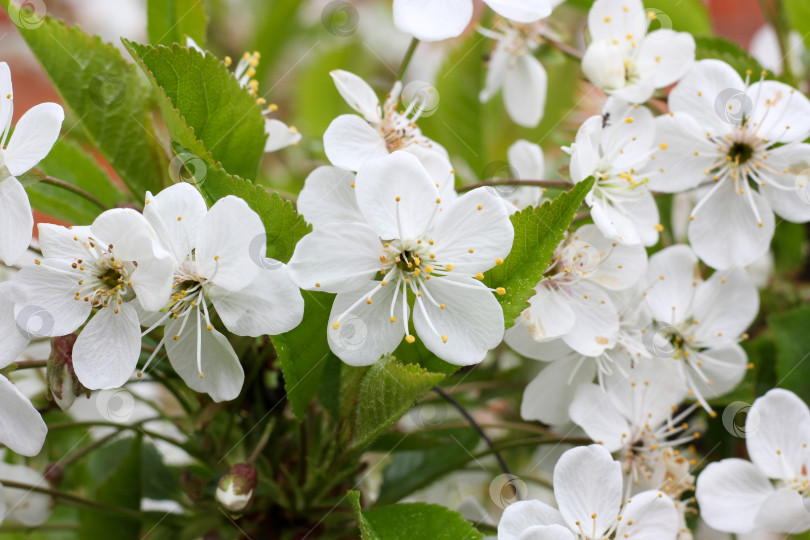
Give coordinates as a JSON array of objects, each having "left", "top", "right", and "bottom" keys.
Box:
[
  {"left": 247, "top": 417, "right": 275, "bottom": 464},
  {"left": 545, "top": 37, "right": 583, "bottom": 60},
  {"left": 59, "top": 430, "right": 121, "bottom": 469},
  {"left": 48, "top": 420, "right": 193, "bottom": 453},
  {"left": 9, "top": 359, "right": 47, "bottom": 370},
  {"left": 457, "top": 179, "right": 572, "bottom": 192},
  {"left": 397, "top": 38, "right": 420, "bottom": 80},
  {"left": 40, "top": 176, "right": 111, "bottom": 211},
  {"left": 0, "top": 480, "right": 142, "bottom": 519}
]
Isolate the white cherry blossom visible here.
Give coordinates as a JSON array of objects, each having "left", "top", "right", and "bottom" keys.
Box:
[
  {"left": 497, "top": 140, "right": 547, "bottom": 212},
  {"left": 582, "top": 0, "right": 695, "bottom": 103},
  {"left": 498, "top": 444, "right": 680, "bottom": 539},
  {"left": 288, "top": 151, "right": 513, "bottom": 366},
  {"left": 567, "top": 98, "right": 660, "bottom": 245},
  {"left": 11, "top": 209, "right": 174, "bottom": 390},
  {"left": 392, "top": 0, "right": 554, "bottom": 42},
  {"left": 696, "top": 389, "right": 810, "bottom": 534},
  {"left": 324, "top": 70, "right": 454, "bottom": 198},
  {"left": 0, "top": 462, "right": 51, "bottom": 525},
  {"left": 505, "top": 224, "right": 647, "bottom": 358},
  {"left": 647, "top": 59, "right": 810, "bottom": 269},
  {"left": 138, "top": 183, "right": 304, "bottom": 402},
  {"left": 642, "top": 245, "right": 758, "bottom": 411},
  {"left": 0, "top": 62, "right": 64, "bottom": 266}
]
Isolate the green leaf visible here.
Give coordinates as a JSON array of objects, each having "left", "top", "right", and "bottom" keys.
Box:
[
  {"left": 79, "top": 436, "right": 142, "bottom": 539},
  {"left": 273, "top": 291, "right": 337, "bottom": 419},
  {"left": 147, "top": 0, "right": 208, "bottom": 48},
  {"left": 10, "top": 14, "right": 165, "bottom": 196},
  {"left": 349, "top": 356, "right": 445, "bottom": 451},
  {"left": 348, "top": 490, "right": 378, "bottom": 540},
  {"left": 355, "top": 500, "right": 484, "bottom": 540},
  {"left": 694, "top": 36, "right": 765, "bottom": 78},
  {"left": 485, "top": 179, "right": 593, "bottom": 329},
  {"left": 770, "top": 304, "right": 810, "bottom": 403},
  {"left": 28, "top": 138, "right": 125, "bottom": 224},
  {"left": 644, "top": 0, "right": 711, "bottom": 35},
  {"left": 124, "top": 41, "right": 267, "bottom": 180}
]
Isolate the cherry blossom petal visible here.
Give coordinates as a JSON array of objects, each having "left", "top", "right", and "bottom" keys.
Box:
[
  {"left": 696, "top": 458, "right": 774, "bottom": 534},
  {"left": 554, "top": 444, "right": 622, "bottom": 536},
  {"left": 392, "top": 0, "right": 473, "bottom": 42},
  {"left": 480, "top": 42, "right": 509, "bottom": 103},
  {"left": 195, "top": 196, "right": 263, "bottom": 291},
  {"left": 754, "top": 488, "right": 810, "bottom": 533},
  {"left": 287, "top": 223, "right": 382, "bottom": 293},
  {"left": 0, "top": 463, "right": 51, "bottom": 525},
  {"left": 687, "top": 345, "right": 748, "bottom": 402},
  {"left": 210, "top": 263, "right": 304, "bottom": 337},
  {"left": 747, "top": 80, "right": 810, "bottom": 143},
  {"left": 0, "top": 283, "right": 28, "bottom": 369},
  {"left": 517, "top": 524, "right": 575, "bottom": 540},
  {"left": 264, "top": 119, "right": 301, "bottom": 152},
  {"left": 165, "top": 313, "right": 244, "bottom": 402},
  {"left": 0, "top": 176, "right": 33, "bottom": 266},
  {"left": 72, "top": 304, "right": 140, "bottom": 390},
  {"left": 323, "top": 114, "right": 389, "bottom": 171},
  {"left": 570, "top": 116, "right": 602, "bottom": 183},
  {"left": 582, "top": 42, "right": 626, "bottom": 91},
  {"left": 690, "top": 268, "right": 758, "bottom": 346},
  {"left": 297, "top": 166, "right": 363, "bottom": 228},
  {"left": 668, "top": 59, "right": 746, "bottom": 135},
  {"left": 746, "top": 388, "right": 810, "bottom": 480},
  {"left": 587, "top": 0, "right": 646, "bottom": 47},
  {"left": 37, "top": 223, "right": 93, "bottom": 261},
  {"left": 561, "top": 281, "right": 619, "bottom": 356},
  {"left": 636, "top": 29, "right": 696, "bottom": 88},
  {"left": 522, "top": 359, "right": 596, "bottom": 425},
  {"left": 431, "top": 187, "right": 513, "bottom": 274},
  {"left": 571, "top": 224, "right": 647, "bottom": 290},
  {"left": 644, "top": 245, "right": 699, "bottom": 325},
  {"left": 519, "top": 287, "right": 577, "bottom": 342},
  {"left": 498, "top": 499, "right": 567, "bottom": 540},
  {"left": 647, "top": 113, "right": 718, "bottom": 193},
  {"left": 0, "top": 375, "right": 47, "bottom": 456},
  {"left": 759, "top": 143, "right": 810, "bottom": 223},
  {"left": 509, "top": 140, "right": 545, "bottom": 180},
  {"left": 327, "top": 281, "right": 403, "bottom": 366},
  {"left": 355, "top": 151, "right": 440, "bottom": 240},
  {"left": 4, "top": 102, "right": 64, "bottom": 176},
  {"left": 143, "top": 182, "right": 208, "bottom": 264},
  {"left": 616, "top": 490, "right": 679, "bottom": 538},
  {"left": 503, "top": 54, "right": 547, "bottom": 128},
  {"left": 688, "top": 177, "right": 775, "bottom": 270},
  {"left": 330, "top": 70, "right": 381, "bottom": 122},
  {"left": 415, "top": 276, "right": 504, "bottom": 366},
  {"left": 484, "top": 0, "right": 552, "bottom": 23}
]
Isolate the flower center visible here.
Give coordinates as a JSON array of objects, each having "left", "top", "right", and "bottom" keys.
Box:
[
  {"left": 68, "top": 238, "right": 134, "bottom": 310},
  {"left": 728, "top": 141, "right": 754, "bottom": 164}
]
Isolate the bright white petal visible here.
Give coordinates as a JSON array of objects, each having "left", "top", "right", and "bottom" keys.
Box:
[
  {"left": 415, "top": 276, "right": 504, "bottom": 366},
  {"left": 165, "top": 312, "right": 244, "bottom": 402},
  {"left": 323, "top": 114, "right": 389, "bottom": 171},
  {"left": 668, "top": 59, "right": 746, "bottom": 135},
  {"left": 561, "top": 281, "right": 619, "bottom": 356},
  {"left": 687, "top": 345, "right": 748, "bottom": 401},
  {"left": 690, "top": 268, "right": 758, "bottom": 345},
  {"left": 72, "top": 304, "right": 140, "bottom": 390},
  {"left": 430, "top": 187, "right": 513, "bottom": 274},
  {"left": 587, "top": 0, "right": 646, "bottom": 45},
  {"left": 0, "top": 177, "right": 32, "bottom": 266},
  {"left": 498, "top": 499, "right": 566, "bottom": 540},
  {"left": 517, "top": 525, "right": 574, "bottom": 540},
  {"left": 480, "top": 43, "right": 509, "bottom": 103},
  {"left": 518, "top": 287, "right": 576, "bottom": 342},
  {"left": 12, "top": 260, "right": 92, "bottom": 336},
  {"left": 754, "top": 488, "right": 810, "bottom": 533},
  {"left": 287, "top": 223, "right": 382, "bottom": 292},
  {"left": 297, "top": 166, "right": 363, "bottom": 228},
  {"left": 264, "top": 119, "right": 301, "bottom": 152},
  {"left": 688, "top": 177, "right": 775, "bottom": 270},
  {"left": 522, "top": 357, "right": 596, "bottom": 426},
  {"left": 569, "top": 116, "right": 602, "bottom": 184},
  {"left": 402, "top": 145, "right": 455, "bottom": 201},
  {"left": 37, "top": 223, "right": 92, "bottom": 261},
  {"left": 503, "top": 54, "right": 547, "bottom": 128},
  {"left": 355, "top": 151, "right": 439, "bottom": 240},
  {"left": 647, "top": 113, "right": 718, "bottom": 193},
  {"left": 747, "top": 80, "right": 810, "bottom": 143},
  {"left": 195, "top": 196, "right": 263, "bottom": 291},
  {"left": 760, "top": 143, "right": 810, "bottom": 222},
  {"left": 746, "top": 388, "right": 810, "bottom": 480},
  {"left": 210, "top": 263, "right": 304, "bottom": 337},
  {"left": 0, "top": 375, "right": 47, "bottom": 456},
  {"left": 568, "top": 382, "right": 630, "bottom": 452},
  {"left": 484, "top": 0, "right": 551, "bottom": 22},
  {"left": 572, "top": 224, "right": 647, "bottom": 290},
  {"left": 637, "top": 30, "right": 695, "bottom": 88},
  {"left": 328, "top": 281, "right": 403, "bottom": 366},
  {"left": 143, "top": 182, "right": 207, "bottom": 263},
  {"left": 616, "top": 490, "right": 679, "bottom": 538},
  {"left": 582, "top": 41, "right": 626, "bottom": 91},
  {"left": 644, "top": 245, "right": 698, "bottom": 325},
  {"left": 4, "top": 102, "right": 64, "bottom": 176},
  {"left": 695, "top": 458, "right": 774, "bottom": 534},
  {"left": 0, "top": 283, "right": 28, "bottom": 368},
  {"left": 554, "top": 444, "right": 622, "bottom": 537},
  {"left": 330, "top": 70, "right": 381, "bottom": 122},
  {"left": 509, "top": 140, "right": 545, "bottom": 180},
  {"left": 392, "top": 0, "right": 473, "bottom": 42}
]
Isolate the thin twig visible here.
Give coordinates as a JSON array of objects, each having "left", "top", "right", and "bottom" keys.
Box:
[
  {"left": 397, "top": 38, "right": 420, "bottom": 80},
  {"left": 545, "top": 38, "right": 584, "bottom": 60},
  {"left": 40, "top": 176, "right": 111, "bottom": 211},
  {"left": 457, "top": 179, "right": 572, "bottom": 192},
  {"left": 433, "top": 386, "right": 522, "bottom": 501}
]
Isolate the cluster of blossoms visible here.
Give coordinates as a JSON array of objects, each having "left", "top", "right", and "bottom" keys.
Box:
[{"left": 0, "top": 0, "right": 808, "bottom": 535}]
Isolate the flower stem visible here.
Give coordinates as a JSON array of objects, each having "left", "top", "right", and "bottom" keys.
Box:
[
  {"left": 40, "top": 176, "right": 111, "bottom": 211},
  {"left": 433, "top": 386, "right": 522, "bottom": 501},
  {"left": 545, "top": 37, "right": 583, "bottom": 60},
  {"left": 8, "top": 359, "right": 47, "bottom": 370},
  {"left": 247, "top": 417, "right": 275, "bottom": 464},
  {"left": 397, "top": 38, "right": 420, "bottom": 81},
  {"left": 0, "top": 479, "right": 143, "bottom": 519}
]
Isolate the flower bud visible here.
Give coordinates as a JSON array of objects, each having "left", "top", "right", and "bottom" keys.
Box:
[
  {"left": 215, "top": 463, "right": 257, "bottom": 514},
  {"left": 46, "top": 335, "right": 85, "bottom": 411}
]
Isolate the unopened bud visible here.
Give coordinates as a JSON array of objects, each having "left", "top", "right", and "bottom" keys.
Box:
[
  {"left": 215, "top": 463, "right": 257, "bottom": 515},
  {"left": 47, "top": 335, "right": 85, "bottom": 411}
]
